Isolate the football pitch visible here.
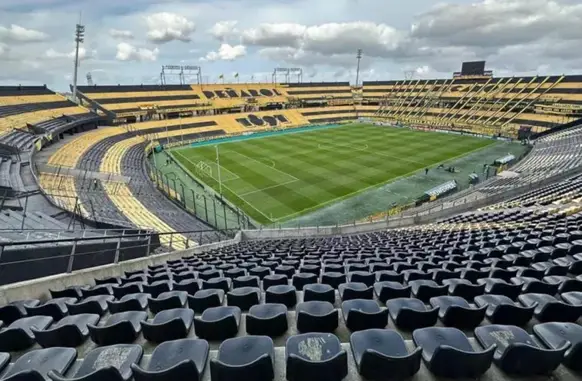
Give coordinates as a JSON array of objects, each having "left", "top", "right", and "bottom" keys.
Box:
[{"left": 170, "top": 123, "right": 495, "bottom": 224}]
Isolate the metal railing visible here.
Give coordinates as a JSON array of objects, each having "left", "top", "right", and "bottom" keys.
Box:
[{"left": 0, "top": 228, "right": 239, "bottom": 286}]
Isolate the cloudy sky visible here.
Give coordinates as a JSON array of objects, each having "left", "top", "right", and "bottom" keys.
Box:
[{"left": 1, "top": 0, "right": 582, "bottom": 91}]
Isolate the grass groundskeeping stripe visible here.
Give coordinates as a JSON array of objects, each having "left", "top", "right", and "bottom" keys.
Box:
[{"left": 170, "top": 123, "right": 496, "bottom": 224}]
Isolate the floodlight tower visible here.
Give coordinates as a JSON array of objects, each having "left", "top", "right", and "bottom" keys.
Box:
[
  {"left": 355, "top": 49, "right": 363, "bottom": 87},
  {"left": 72, "top": 22, "right": 85, "bottom": 102}
]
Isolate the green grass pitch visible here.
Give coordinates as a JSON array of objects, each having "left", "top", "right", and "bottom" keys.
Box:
[{"left": 170, "top": 123, "right": 495, "bottom": 225}]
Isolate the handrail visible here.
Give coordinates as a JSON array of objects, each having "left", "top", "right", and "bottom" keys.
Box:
[{"left": 0, "top": 228, "right": 238, "bottom": 248}]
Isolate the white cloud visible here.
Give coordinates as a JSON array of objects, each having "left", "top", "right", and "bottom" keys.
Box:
[
  {"left": 0, "top": 24, "right": 48, "bottom": 43},
  {"left": 115, "top": 42, "right": 159, "bottom": 62},
  {"left": 109, "top": 29, "right": 134, "bottom": 40},
  {"left": 45, "top": 46, "right": 96, "bottom": 61},
  {"left": 202, "top": 43, "right": 246, "bottom": 61},
  {"left": 242, "top": 23, "right": 306, "bottom": 47},
  {"left": 146, "top": 12, "right": 195, "bottom": 43},
  {"left": 209, "top": 21, "right": 238, "bottom": 41},
  {"left": 0, "top": 43, "right": 9, "bottom": 59}
]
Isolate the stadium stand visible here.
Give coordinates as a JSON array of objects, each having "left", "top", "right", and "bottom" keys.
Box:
[
  {"left": 5, "top": 62, "right": 582, "bottom": 380},
  {"left": 0, "top": 197, "right": 581, "bottom": 379},
  {"left": 283, "top": 82, "right": 354, "bottom": 105},
  {"left": 364, "top": 74, "right": 582, "bottom": 137},
  {"left": 0, "top": 86, "right": 94, "bottom": 135}
]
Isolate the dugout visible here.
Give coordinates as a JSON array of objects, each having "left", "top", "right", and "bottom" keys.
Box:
[{"left": 415, "top": 180, "right": 458, "bottom": 206}]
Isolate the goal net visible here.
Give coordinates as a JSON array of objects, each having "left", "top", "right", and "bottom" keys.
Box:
[{"left": 195, "top": 161, "right": 213, "bottom": 178}]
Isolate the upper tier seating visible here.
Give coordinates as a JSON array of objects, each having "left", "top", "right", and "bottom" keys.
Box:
[
  {"left": 77, "top": 84, "right": 290, "bottom": 118},
  {"left": 0, "top": 86, "right": 93, "bottom": 137},
  {"left": 284, "top": 82, "right": 353, "bottom": 102},
  {"left": 364, "top": 75, "right": 582, "bottom": 136}
]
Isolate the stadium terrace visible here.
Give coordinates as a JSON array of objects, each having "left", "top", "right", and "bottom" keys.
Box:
[{"left": 0, "top": 58, "right": 582, "bottom": 381}]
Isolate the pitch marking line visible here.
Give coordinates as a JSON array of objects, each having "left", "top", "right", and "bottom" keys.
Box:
[
  {"left": 271, "top": 140, "right": 498, "bottom": 223},
  {"left": 225, "top": 149, "right": 300, "bottom": 182},
  {"left": 173, "top": 151, "right": 240, "bottom": 182},
  {"left": 173, "top": 150, "right": 277, "bottom": 222},
  {"left": 238, "top": 178, "right": 300, "bottom": 197},
  {"left": 317, "top": 138, "right": 426, "bottom": 166}
]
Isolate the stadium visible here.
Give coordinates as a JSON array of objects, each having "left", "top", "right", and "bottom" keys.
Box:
[{"left": 1, "top": 5, "right": 582, "bottom": 381}]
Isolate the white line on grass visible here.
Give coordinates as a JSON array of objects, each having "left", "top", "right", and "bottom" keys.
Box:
[
  {"left": 238, "top": 178, "right": 299, "bottom": 197},
  {"left": 317, "top": 138, "right": 426, "bottom": 166},
  {"left": 225, "top": 149, "right": 300, "bottom": 181},
  {"left": 271, "top": 141, "right": 498, "bottom": 222},
  {"left": 173, "top": 151, "right": 240, "bottom": 182},
  {"left": 173, "top": 151, "right": 274, "bottom": 221}
]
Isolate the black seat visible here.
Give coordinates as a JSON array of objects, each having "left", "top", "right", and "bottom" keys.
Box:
[
  {"left": 142, "top": 308, "right": 194, "bottom": 343},
  {"left": 187, "top": 289, "right": 225, "bottom": 313},
  {"left": 474, "top": 324, "right": 567, "bottom": 376},
  {"left": 321, "top": 272, "right": 345, "bottom": 289},
  {"left": 561, "top": 290, "right": 582, "bottom": 305},
  {"left": 518, "top": 293, "right": 582, "bottom": 322},
  {"left": 249, "top": 266, "right": 271, "bottom": 279},
  {"left": 32, "top": 313, "right": 100, "bottom": 348},
  {"left": 376, "top": 270, "right": 404, "bottom": 283},
  {"left": 265, "top": 285, "right": 297, "bottom": 308},
  {"left": 262, "top": 274, "right": 288, "bottom": 289},
  {"left": 132, "top": 339, "right": 209, "bottom": 381},
  {"left": 172, "top": 279, "right": 200, "bottom": 295},
  {"left": 350, "top": 329, "right": 422, "bottom": 381},
  {"left": 511, "top": 277, "right": 559, "bottom": 295},
  {"left": 3, "top": 347, "right": 76, "bottom": 381},
  {"left": 148, "top": 291, "right": 187, "bottom": 314},
  {"left": 80, "top": 284, "right": 116, "bottom": 297},
  {"left": 210, "top": 336, "right": 274, "bottom": 381},
  {"left": 50, "top": 286, "right": 86, "bottom": 299},
  {"left": 533, "top": 322, "right": 582, "bottom": 371},
  {"left": 143, "top": 280, "right": 172, "bottom": 298},
  {"left": 474, "top": 294, "right": 535, "bottom": 326},
  {"left": 107, "top": 293, "right": 148, "bottom": 313},
  {"left": 227, "top": 287, "right": 261, "bottom": 311},
  {"left": 286, "top": 333, "right": 347, "bottom": 381},
  {"left": 296, "top": 301, "right": 338, "bottom": 333},
  {"left": 0, "top": 299, "right": 39, "bottom": 325},
  {"left": 193, "top": 306, "right": 241, "bottom": 340},
  {"left": 348, "top": 271, "right": 375, "bottom": 286},
  {"left": 112, "top": 282, "right": 143, "bottom": 299},
  {"left": 341, "top": 299, "right": 387, "bottom": 332},
  {"left": 0, "top": 315, "right": 53, "bottom": 351},
  {"left": 232, "top": 276, "right": 260, "bottom": 289},
  {"left": 48, "top": 344, "right": 143, "bottom": 381},
  {"left": 88, "top": 311, "right": 147, "bottom": 345},
  {"left": 429, "top": 296, "right": 485, "bottom": 329},
  {"left": 544, "top": 275, "right": 582, "bottom": 293},
  {"left": 338, "top": 282, "right": 373, "bottom": 301},
  {"left": 303, "top": 284, "right": 335, "bottom": 304},
  {"left": 0, "top": 352, "right": 9, "bottom": 374},
  {"left": 477, "top": 278, "right": 521, "bottom": 300},
  {"left": 413, "top": 327, "right": 495, "bottom": 378},
  {"left": 409, "top": 280, "right": 447, "bottom": 302},
  {"left": 373, "top": 281, "right": 410, "bottom": 304},
  {"left": 386, "top": 298, "right": 438, "bottom": 331},
  {"left": 246, "top": 303, "right": 288, "bottom": 337},
  {"left": 202, "top": 277, "right": 231, "bottom": 293},
  {"left": 25, "top": 297, "right": 76, "bottom": 321},
  {"left": 66, "top": 295, "right": 114, "bottom": 316},
  {"left": 443, "top": 279, "right": 485, "bottom": 301},
  {"left": 292, "top": 273, "right": 318, "bottom": 289}
]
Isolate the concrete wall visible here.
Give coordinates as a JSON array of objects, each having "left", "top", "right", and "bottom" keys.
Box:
[
  {"left": 242, "top": 216, "right": 416, "bottom": 240},
  {"left": 0, "top": 232, "right": 241, "bottom": 304}
]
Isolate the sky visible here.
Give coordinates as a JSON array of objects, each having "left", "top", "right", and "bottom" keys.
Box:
[{"left": 1, "top": 0, "right": 582, "bottom": 91}]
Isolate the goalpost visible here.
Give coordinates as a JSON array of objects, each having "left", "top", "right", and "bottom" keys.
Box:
[{"left": 195, "top": 161, "right": 212, "bottom": 178}]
